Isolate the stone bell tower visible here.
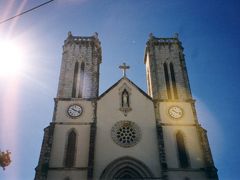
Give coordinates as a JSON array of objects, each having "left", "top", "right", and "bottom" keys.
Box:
[
  {"left": 34, "top": 32, "right": 102, "bottom": 180},
  {"left": 57, "top": 31, "right": 101, "bottom": 99},
  {"left": 144, "top": 33, "right": 218, "bottom": 180}
]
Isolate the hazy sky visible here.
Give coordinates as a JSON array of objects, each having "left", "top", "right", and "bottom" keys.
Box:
[{"left": 0, "top": 0, "right": 239, "bottom": 179}]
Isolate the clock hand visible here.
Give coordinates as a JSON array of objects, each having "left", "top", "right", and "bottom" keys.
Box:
[
  {"left": 172, "top": 110, "right": 181, "bottom": 115},
  {"left": 72, "top": 109, "right": 80, "bottom": 113}
]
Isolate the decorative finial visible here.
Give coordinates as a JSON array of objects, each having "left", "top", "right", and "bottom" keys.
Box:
[
  {"left": 174, "top": 33, "right": 179, "bottom": 39},
  {"left": 149, "top": 33, "right": 153, "bottom": 39},
  {"left": 68, "top": 31, "right": 72, "bottom": 37},
  {"left": 119, "top": 63, "right": 130, "bottom": 77},
  {"left": 94, "top": 32, "right": 98, "bottom": 38}
]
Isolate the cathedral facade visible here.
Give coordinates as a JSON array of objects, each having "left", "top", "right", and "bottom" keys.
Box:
[{"left": 35, "top": 32, "right": 218, "bottom": 180}]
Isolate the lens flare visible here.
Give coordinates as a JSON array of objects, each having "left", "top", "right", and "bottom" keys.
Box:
[{"left": 0, "top": 39, "right": 25, "bottom": 77}]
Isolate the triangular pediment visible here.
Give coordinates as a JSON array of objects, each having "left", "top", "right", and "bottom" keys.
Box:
[{"left": 98, "top": 77, "right": 152, "bottom": 101}]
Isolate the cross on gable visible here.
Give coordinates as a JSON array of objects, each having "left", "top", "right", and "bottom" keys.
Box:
[{"left": 119, "top": 63, "right": 130, "bottom": 77}]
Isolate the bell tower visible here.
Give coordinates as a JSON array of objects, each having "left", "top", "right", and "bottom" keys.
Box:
[
  {"left": 145, "top": 33, "right": 192, "bottom": 101},
  {"left": 57, "top": 31, "right": 101, "bottom": 99},
  {"left": 35, "top": 32, "right": 102, "bottom": 180},
  {"left": 144, "top": 33, "right": 218, "bottom": 179}
]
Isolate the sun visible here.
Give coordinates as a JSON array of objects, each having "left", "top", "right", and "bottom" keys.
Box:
[{"left": 0, "top": 39, "right": 25, "bottom": 77}]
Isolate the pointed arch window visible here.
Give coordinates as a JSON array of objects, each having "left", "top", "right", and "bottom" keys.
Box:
[
  {"left": 78, "top": 62, "right": 85, "bottom": 98},
  {"left": 170, "top": 63, "right": 178, "bottom": 99},
  {"left": 72, "top": 62, "right": 79, "bottom": 97},
  {"left": 163, "top": 63, "right": 172, "bottom": 99},
  {"left": 176, "top": 132, "right": 190, "bottom": 168},
  {"left": 65, "top": 130, "right": 76, "bottom": 168}
]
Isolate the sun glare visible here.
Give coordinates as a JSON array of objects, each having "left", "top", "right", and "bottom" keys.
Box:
[{"left": 0, "top": 39, "right": 25, "bottom": 77}]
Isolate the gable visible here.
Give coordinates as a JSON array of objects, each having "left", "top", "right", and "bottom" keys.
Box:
[
  {"left": 97, "top": 77, "right": 154, "bottom": 121},
  {"left": 95, "top": 78, "right": 160, "bottom": 179},
  {"left": 98, "top": 77, "right": 152, "bottom": 101}
]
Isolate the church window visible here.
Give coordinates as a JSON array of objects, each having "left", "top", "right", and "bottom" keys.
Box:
[
  {"left": 121, "top": 89, "right": 129, "bottom": 108},
  {"left": 65, "top": 130, "right": 76, "bottom": 167},
  {"left": 164, "top": 62, "right": 172, "bottom": 99},
  {"left": 176, "top": 131, "right": 190, "bottom": 168},
  {"left": 78, "top": 62, "right": 85, "bottom": 98},
  {"left": 72, "top": 62, "right": 79, "bottom": 97},
  {"left": 170, "top": 62, "right": 178, "bottom": 99},
  {"left": 111, "top": 121, "right": 141, "bottom": 147}
]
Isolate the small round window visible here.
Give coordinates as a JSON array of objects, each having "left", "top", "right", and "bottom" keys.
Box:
[{"left": 111, "top": 121, "right": 141, "bottom": 147}]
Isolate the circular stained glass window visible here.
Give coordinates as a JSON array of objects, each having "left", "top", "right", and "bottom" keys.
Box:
[{"left": 111, "top": 121, "right": 141, "bottom": 147}]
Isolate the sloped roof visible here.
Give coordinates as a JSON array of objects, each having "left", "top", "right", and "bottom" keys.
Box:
[{"left": 98, "top": 77, "right": 152, "bottom": 101}]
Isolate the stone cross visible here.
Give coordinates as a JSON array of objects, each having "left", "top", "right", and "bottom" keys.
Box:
[{"left": 119, "top": 63, "right": 130, "bottom": 77}]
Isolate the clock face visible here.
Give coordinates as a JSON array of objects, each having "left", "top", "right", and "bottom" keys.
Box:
[
  {"left": 67, "top": 104, "right": 82, "bottom": 117},
  {"left": 168, "top": 106, "right": 183, "bottom": 119}
]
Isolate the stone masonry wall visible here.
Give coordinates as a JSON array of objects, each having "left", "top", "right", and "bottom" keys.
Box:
[
  {"left": 57, "top": 32, "right": 102, "bottom": 99},
  {"left": 145, "top": 35, "right": 192, "bottom": 100}
]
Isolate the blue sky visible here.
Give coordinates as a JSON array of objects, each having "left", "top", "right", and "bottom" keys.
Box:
[{"left": 0, "top": 0, "right": 239, "bottom": 179}]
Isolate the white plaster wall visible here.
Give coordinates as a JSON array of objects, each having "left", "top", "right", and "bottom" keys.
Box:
[
  {"left": 55, "top": 100, "right": 94, "bottom": 123},
  {"left": 94, "top": 78, "right": 161, "bottom": 179},
  {"left": 159, "top": 102, "right": 204, "bottom": 169},
  {"left": 159, "top": 102, "right": 195, "bottom": 124},
  {"left": 49, "top": 124, "right": 90, "bottom": 168},
  {"left": 47, "top": 170, "right": 87, "bottom": 180},
  {"left": 163, "top": 126, "right": 204, "bottom": 168}
]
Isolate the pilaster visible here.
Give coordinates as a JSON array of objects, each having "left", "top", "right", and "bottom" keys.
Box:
[{"left": 35, "top": 123, "right": 55, "bottom": 180}]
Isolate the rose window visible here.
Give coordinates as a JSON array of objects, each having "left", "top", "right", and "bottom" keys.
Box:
[{"left": 111, "top": 121, "right": 141, "bottom": 147}]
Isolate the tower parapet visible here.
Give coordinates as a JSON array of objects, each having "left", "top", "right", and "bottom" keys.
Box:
[
  {"left": 145, "top": 33, "right": 183, "bottom": 53},
  {"left": 64, "top": 32, "right": 101, "bottom": 56}
]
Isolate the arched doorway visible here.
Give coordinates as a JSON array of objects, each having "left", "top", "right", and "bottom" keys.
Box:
[{"left": 100, "top": 156, "right": 154, "bottom": 180}]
